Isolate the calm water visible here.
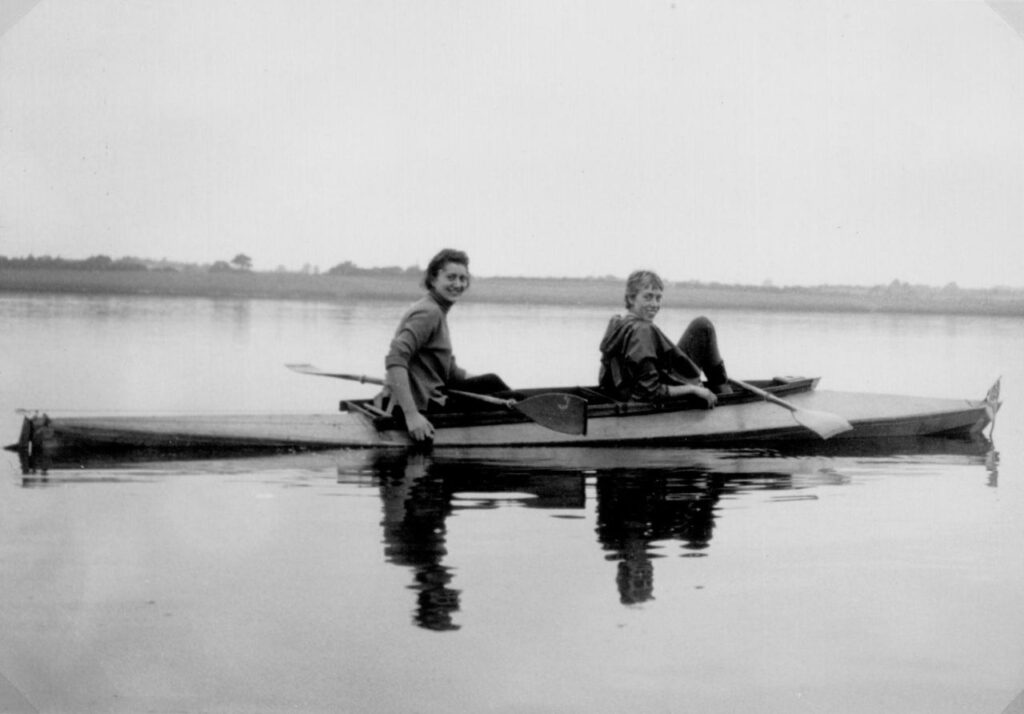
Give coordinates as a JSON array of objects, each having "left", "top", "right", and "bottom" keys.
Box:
[{"left": 2, "top": 293, "right": 1024, "bottom": 713}]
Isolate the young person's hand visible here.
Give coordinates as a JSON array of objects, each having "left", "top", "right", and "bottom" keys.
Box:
[
  {"left": 692, "top": 386, "right": 718, "bottom": 408},
  {"left": 668, "top": 384, "right": 718, "bottom": 408}
]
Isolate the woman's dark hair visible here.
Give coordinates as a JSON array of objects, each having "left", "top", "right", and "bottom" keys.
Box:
[{"left": 423, "top": 248, "right": 470, "bottom": 290}]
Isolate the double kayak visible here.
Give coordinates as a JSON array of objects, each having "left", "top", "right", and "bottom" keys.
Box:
[{"left": 6, "top": 376, "right": 1001, "bottom": 470}]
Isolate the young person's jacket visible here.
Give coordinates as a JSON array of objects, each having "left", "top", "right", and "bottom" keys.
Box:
[{"left": 598, "top": 314, "right": 702, "bottom": 402}]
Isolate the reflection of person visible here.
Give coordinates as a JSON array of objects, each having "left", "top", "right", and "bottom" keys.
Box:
[
  {"left": 595, "top": 472, "right": 722, "bottom": 605},
  {"left": 367, "top": 451, "right": 588, "bottom": 631},
  {"left": 383, "top": 249, "right": 508, "bottom": 441},
  {"left": 599, "top": 270, "right": 730, "bottom": 405},
  {"left": 373, "top": 451, "right": 462, "bottom": 631}
]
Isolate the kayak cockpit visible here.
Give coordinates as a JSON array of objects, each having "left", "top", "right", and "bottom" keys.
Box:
[{"left": 341, "top": 375, "right": 820, "bottom": 432}]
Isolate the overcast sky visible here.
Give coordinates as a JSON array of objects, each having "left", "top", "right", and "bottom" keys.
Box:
[{"left": 1, "top": 1, "right": 1023, "bottom": 287}]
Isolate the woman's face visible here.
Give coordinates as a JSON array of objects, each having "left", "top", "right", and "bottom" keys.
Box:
[
  {"left": 429, "top": 261, "right": 470, "bottom": 303},
  {"left": 627, "top": 283, "right": 662, "bottom": 321}
]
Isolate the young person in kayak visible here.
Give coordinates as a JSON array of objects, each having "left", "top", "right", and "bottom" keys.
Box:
[
  {"left": 599, "top": 269, "right": 731, "bottom": 406},
  {"left": 384, "top": 248, "right": 509, "bottom": 442}
]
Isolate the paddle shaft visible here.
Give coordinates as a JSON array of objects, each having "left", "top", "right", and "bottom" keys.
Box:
[
  {"left": 293, "top": 369, "right": 512, "bottom": 408},
  {"left": 728, "top": 378, "right": 799, "bottom": 413},
  {"left": 321, "top": 372, "right": 384, "bottom": 386}
]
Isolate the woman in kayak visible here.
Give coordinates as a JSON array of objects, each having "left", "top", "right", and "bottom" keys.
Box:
[
  {"left": 599, "top": 270, "right": 730, "bottom": 406},
  {"left": 384, "top": 248, "right": 508, "bottom": 442}
]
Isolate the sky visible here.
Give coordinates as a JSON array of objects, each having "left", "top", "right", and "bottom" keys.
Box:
[{"left": 1, "top": 1, "right": 1023, "bottom": 288}]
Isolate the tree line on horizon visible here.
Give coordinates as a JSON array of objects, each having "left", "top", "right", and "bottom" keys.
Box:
[
  {"left": 1, "top": 253, "right": 1021, "bottom": 296},
  {"left": 0, "top": 254, "right": 150, "bottom": 271},
  {"left": 0, "top": 253, "right": 415, "bottom": 277},
  {"left": 0, "top": 253, "right": 256, "bottom": 273}
]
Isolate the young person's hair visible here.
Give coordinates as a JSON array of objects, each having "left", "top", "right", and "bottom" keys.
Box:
[
  {"left": 624, "top": 270, "right": 663, "bottom": 308},
  {"left": 423, "top": 248, "right": 470, "bottom": 290}
]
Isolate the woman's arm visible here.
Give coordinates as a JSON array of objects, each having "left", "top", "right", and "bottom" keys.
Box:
[{"left": 386, "top": 365, "right": 435, "bottom": 441}]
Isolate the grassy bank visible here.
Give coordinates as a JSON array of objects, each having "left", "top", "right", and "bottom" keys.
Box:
[{"left": 2, "top": 268, "right": 1024, "bottom": 317}]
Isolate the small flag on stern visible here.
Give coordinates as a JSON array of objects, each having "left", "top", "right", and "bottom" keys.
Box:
[{"left": 986, "top": 377, "right": 1001, "bottom": 406}]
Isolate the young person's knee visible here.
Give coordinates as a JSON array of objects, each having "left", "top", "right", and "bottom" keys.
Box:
[{"left": 686, "top": 316, "right": 716, "bottom": 336}]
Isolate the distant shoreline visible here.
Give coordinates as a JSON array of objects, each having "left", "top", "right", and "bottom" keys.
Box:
[{"left": 2, "top": 268, "right": 1024, "bottom": 317}]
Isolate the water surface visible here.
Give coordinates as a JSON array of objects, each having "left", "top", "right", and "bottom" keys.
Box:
[{"left": 1, "top": 294, "right": 1022, "bottom": 713}]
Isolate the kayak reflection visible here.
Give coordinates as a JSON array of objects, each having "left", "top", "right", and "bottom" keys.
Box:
[{"left": 339, "top": 437, "right": 997, "bottom": 631}]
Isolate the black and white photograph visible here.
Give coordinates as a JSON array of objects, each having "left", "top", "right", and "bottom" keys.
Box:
[{"left": 1, "top": 2, "right": 1022, "bottom": 712}]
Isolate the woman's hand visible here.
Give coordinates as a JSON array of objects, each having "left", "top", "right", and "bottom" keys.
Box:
[
  {"left": 386, "top": 365, "right": 437, "bottom": 442},
  {"left": 404, "top": 411, "right": 436, "bottom": 442}
]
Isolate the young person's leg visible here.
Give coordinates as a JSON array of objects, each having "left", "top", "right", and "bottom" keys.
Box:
[{"left": 677, "top": 317, "right": 731, "bottom": 394}]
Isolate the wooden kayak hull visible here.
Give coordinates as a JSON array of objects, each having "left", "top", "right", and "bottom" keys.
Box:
[
  {"left": 367, "top": 390, "right": 995, "bottom": 447},
  {"left": 6, "top": 377, "right": 999, "bottom": 469},
  {"left": 355, "top": 377, "right": 998, "bottom": 447}
]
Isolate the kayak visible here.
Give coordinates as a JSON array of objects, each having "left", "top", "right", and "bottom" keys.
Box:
[
  {"left": 6, "top": 376, "right": 1000, "bottom": 470},
  {"left": 348, "top": 376, "right": 999, "bottom": 446}
]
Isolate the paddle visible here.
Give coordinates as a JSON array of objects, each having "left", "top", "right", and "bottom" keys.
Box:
[
  {"left": 728, "top": 378, "right": 853, "bottom": 440},
  {"left": 286, "top": 364, "right": 588, "bottom": 436}
]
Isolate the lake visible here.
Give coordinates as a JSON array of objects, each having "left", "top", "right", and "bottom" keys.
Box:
[{"left": 1, "top": 293, "right": 1023, "bottom": 713}]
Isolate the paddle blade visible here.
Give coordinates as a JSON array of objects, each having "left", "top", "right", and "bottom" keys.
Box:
[
  {"left": 286, "top": 363, "right": 320, "bottom": 375},
  {"left": 513, "top": 394, "right": 588, "bottom": 436},
  {"left": 794, "top": 409, "right": 854, "bottom": 440}
]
